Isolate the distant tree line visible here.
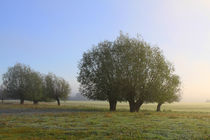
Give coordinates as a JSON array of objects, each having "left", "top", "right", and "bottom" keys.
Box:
[
  {"left": 78, "top": 33, "right": 181, "bottom": 112},
  {"left": 0, "top": 63, "right": 71, "bottom": 106}
]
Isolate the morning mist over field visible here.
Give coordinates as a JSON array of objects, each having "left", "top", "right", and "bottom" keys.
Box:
[{"left": 1, "top": 0, "right": 210, "bottom": 102}]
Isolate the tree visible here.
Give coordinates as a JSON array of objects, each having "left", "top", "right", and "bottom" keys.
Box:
[
  {"left": 78, "top": 41, "right": 123, "bottom": 111},
  {"left": 0, "top": 84, "right": 6, "bottom": 104},
  {"left": 78, "top": 32, "right": 181, "bottom": 112},
  {"left": 2, "top": 63, "right": 32, "bottom": 104},
  {"left": 145, "top": 49, "right": 181, "bottom": 112},
  {"left": 112, "top": 33, "right": 157, "bottom": 112},
  {"left": 155, "top": 74, "right": 181, "bottom": 112},
  {"left": 25, "top": 71, "right": 43, "bottom": 104},
  {"left": 44, "top": 73, "right": 71, "bottom": 106}
]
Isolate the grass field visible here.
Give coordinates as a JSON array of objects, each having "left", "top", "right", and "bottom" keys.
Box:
[{"left": 0, "top": 101, "right": 210, "bottom": 139}]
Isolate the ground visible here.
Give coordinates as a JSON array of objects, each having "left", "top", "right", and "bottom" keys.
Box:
[{"left": 0, "top": 101, "right": 210, "bottom": 140}]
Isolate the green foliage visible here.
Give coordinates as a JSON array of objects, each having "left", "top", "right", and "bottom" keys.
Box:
[
  {"left": 2, "top": 63, "right": 32, "bottom": 104},
  {"left": 44, "top": 73, "right": 71, "bottom": 105},
  {"left": 25, "top": 71, "right": 44, "bottom": 104},
  {"left": 112, "top": 33, "right": 156, "bottom": 112},
  {"left": 145, "top": 49, "right": 181, "bottom": 111},
  {"left": 2, "top": 63, "right": 45, "bottom": 104},
  {"left": 2, "top": 63, "right": 71, "bottom": 105},
  {"left": 78, "top": 41, "right": 122, "bottom": 111},
  {"left": 78, "top": 32, "right": 181, "bottom": 112}
]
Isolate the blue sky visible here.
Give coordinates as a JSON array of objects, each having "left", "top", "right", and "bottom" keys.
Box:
[{"left": 1, "top": 0, "right": 210, "bottom": 102}]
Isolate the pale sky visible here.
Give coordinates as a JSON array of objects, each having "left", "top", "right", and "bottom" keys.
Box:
[{"left": 0, "top": 0, "right": 210, "bottom": 102}]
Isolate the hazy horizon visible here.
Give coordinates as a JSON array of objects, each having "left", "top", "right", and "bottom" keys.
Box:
[{"left": 1, "top": 0, "right": 210, "bottom": 103}]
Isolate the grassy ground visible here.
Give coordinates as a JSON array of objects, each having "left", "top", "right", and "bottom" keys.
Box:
[{"left": 0, "top": 101, "right": 210, "bottom": 140}]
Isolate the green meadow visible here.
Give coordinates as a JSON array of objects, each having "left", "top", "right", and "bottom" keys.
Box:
[{"left": 0, "top": 101, "right": 210, "bottom": 140}]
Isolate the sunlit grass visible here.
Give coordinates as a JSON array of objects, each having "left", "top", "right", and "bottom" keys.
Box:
[
  {"left": 0, "top": 101, "right": 210, "bottom": 139},
  {"left": 2, "top": 100, "right": 210, "bottom": 112}
]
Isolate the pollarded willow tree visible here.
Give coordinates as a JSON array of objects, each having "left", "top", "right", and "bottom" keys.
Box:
[
  {"left": 44, "top": 73, "right": 71, "bottom": 106},
  {"left": 3, "top": 63, "right": 32, "bottom": 104},
  {"left": 26, "top": 71, "right": 44, "bottom": 104},
  {"left": 0, "top": 84, "right": 6, "bottom": 104},
  {"left": 145, "top": 48, "right": 181, "bottom": 111},
  {"left": 112, "top": 34, "right": 157, "bottom": 112},
  {"left": 155, "top": 74, "right": 181, "bottom": 112},
  {"left": 78, "top": 41, "right": 123, "bottom": 111},
  {"left": 3, "top": 63, "right": 45, "bottom": 104},
  {"left": 114, "top": 34, "right": 181, "bottom": 112}
]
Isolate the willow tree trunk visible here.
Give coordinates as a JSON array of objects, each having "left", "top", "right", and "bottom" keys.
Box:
[
  {"left": 157, "top": 103, "right": 162, "bottom": 112},
  {"left": 33, "top": 100, "right": 39, "bottom": 105},
  {"left": 20, "top": 99, "right": 24, "bottom": 104},
  {"left": 135, "top": 100, "right": 144, "bottom": 112},
  {"left": 129, "top": 100, "right": 144, "bottom": 112},
  {"left": 56, "top": 98, "right": 60, "bottom": 106},
  {"left": 129, "top": 100, "right": 135, "bottom": 112},
  {"left": 109, "top": 100, "right": 117, "bottom": 111}
]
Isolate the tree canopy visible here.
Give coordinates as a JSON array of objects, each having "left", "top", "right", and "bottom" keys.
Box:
[
  {"left": 26, "top": 71, "right": 44, "bottom": 104},
  {"left": 2, "top": 63, "right": 71, "bottom": 105},
  {"left": 78, "top": 41, "right": 122, "bottom": 111},
  {"left": 44, "top": 73, "right": 71, "bottom": 106},
  {"left": 78, "top": 33, "right": 181, "bottom": 112},
  {"left": 3, "top": 63, "right": 32, "bottom": 104}
]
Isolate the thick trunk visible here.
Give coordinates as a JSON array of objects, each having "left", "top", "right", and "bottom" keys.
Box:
[
  {"left": 129, "top": 100, "right": 135, "bottom": 112},
  {"left": 157, "top": 103, "right": 162, "bottom": 112},
  {"left": 1, "top": 98, "right": 3, "bottom": 104},
  {"left": 20, "top": 99, "right": 24, "bottom": 104},
  {"left": 135, "top": 100, "right": 144, "bottom": 112},
  {"left": 56, "top": 98, "right": 60, "bottom": 106},
  {"left": 109, "top": 100, "right": 117, "bottom": 111},
  {"left": 129, "top": 100, "right": 144, "bottom": 112},
  {"left": 33, "top": 100, "right": 39, "bottom": 104}
]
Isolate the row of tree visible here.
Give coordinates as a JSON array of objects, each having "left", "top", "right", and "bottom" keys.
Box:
[
  {"left": 0, "top": 63, "right": 71, "bottom": 105},
  {"left": 78, "top": 33, "right": 181, "bottom": 112}
]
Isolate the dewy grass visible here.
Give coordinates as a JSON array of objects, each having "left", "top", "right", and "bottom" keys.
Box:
[{"left": 0, "top": 101, "right": 210, "bottom": 139}]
